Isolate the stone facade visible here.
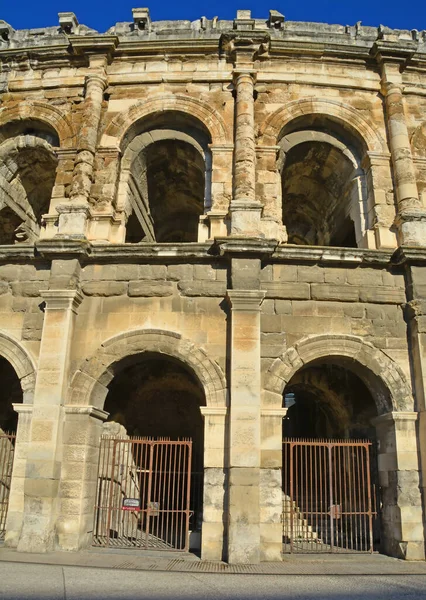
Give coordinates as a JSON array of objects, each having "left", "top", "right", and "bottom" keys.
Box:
[{"left": 0, "top": 8, "right": 426, "bottom": 564}]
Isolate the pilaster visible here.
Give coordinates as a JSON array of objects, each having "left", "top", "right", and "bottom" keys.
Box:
[
  {"left": 372, "top": 411, "right": 425, "bottom": 560},
  {"left": 227, "top": 288, "right": 265, "bottom": 564},
  {"left": 17, "top": 289, "right": 83, "bottom": 552},
  {"left": 374, "top": 50, "right": 426, "bottom": 245},
  {"left": 200, "top": 406, "right": 228, "bottom": 561}
]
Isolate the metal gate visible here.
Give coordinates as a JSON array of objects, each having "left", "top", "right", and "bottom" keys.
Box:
[
  {"left": 0, "top": 432, "right": 15, "bottom": 540},
  {"left": 93, "top": 437, "right": 192, "bottom": 551},
  {"left": 283, "top": 439, "right": 377, "bottom": 553}
]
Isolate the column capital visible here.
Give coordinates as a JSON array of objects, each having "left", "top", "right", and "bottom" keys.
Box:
[
  {"left": 12, "top": 403, "right": 33, "bottom": 414},
  {"left": 261, "top": 408, "right": 288, "bottom": 418},
  {"left": 227, "top": 289, "right": 266, "bottom": 311},
  {"left": 64, "top": 405, "right": 109, "bottom": 421},
  {"left": 381, "top": 80, "right": 404, "bottom": 96},
  {"left": 41, "top": 289, "right": 84, "bottom": 313},
  {"left": 85, "top": 73, "right": 108, "bottom": 92},
  {"left": 232, "top": 69, "right": 257, "bottom": 84},
  {"left": 371, "top": 411, "right": 418, "bottom": 426},
  {"left": 200, "top": 406, "right": 228, "bottom": 418}
]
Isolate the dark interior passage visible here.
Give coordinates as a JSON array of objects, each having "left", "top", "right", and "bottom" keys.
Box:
[
  {"left": 0, "top": 357, "right": 22, "bottom": 432},
  {"left": 104, "top": 353, "right": 206, "bottom": 538},
  {"left": 283, "top": 361, "right": 378, "bottom": 440}
]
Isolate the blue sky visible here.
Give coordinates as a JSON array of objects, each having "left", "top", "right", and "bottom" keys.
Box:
[{"left": 2, "top": 0, "right": 426, "bottom": 33}]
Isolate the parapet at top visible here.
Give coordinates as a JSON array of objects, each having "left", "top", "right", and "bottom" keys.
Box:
[{"left": 0, "top": 8, "right": 424, "bottom": 50}]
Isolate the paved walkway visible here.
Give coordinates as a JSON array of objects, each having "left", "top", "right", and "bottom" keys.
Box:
[
  {"left": 2, "top": 545, "right": 426, "bottom": 575},
  {"left": 2, "top": 556, "right": 426, "bottom": 600}
]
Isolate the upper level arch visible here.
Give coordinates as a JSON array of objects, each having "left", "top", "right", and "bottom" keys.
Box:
[
  {"left": 259, "top": 100, "right": 388, "bottom": 248},
  {"left": 0, "top": 101, "right": 75, "bottom": 148},
  {"left": 258, "top": 98, "right": 386, "bottom": 153},
  {"left": 115, "top": 107, "right": 215, "bottom": 243},
  {"left": 102, "top": 93, "right": 230, "bottom": 148},
  {"left": 0, "top": 135, "right": 58, "bottom": 244}
]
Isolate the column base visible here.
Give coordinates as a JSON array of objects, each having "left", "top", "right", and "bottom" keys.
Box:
[{"left": 230, "top": 200, "right": 263, "bottom": 237}]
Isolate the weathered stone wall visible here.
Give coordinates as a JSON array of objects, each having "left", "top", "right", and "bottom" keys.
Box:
[{"left": 1, "top": 9, "right": 426, "bottom": 565}]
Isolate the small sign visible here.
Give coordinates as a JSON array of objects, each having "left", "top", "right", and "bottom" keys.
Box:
[
  {"left": 148, "top": 501, "right": 160, "bottom": 517},
  {"left": 122, "top": 498, "right": 140, "bottom": 511},
  {"left": 329, "top": 504, "right": 341, "bottom": 519}
]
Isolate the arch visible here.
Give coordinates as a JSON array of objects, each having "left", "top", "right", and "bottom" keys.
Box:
[
  {"left": 0, "top": 101, "right": 75, "bottom": 148},
  {"left": 121, "top": 129, "right": 206, "bottom": 170},
  {"left": 0, "top": 136, "right": 57, "bottom": 182},
  {"left": 102, "top": 94, "right": 230, "bottom": 147},
  {"left": 68, "top": 329, "right": 227, "bottom": 409},
  {"left": 279, "top": 130, "right": 359, "bottom": 169},
  {"left": 259, "top": 98, "right": 386, "bottom": 153},
  {"left": 264, "top": 334, "right": 412, "bottom": 414},
  {"left": 0, "top": 332, "right": 36, "bottom": 402}
]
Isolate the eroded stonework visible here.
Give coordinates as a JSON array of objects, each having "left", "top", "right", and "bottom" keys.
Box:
[{"left": 0, "top": 8, "right": 426, "bottom": 564}]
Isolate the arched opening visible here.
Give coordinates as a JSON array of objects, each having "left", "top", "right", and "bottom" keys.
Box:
[
  {"left": 282, "top": 358, "right": 381, "bottom": 554},
  {"left": 0, "top": 356, "right": 22, "bottom": 539},
  {"left": 279, "top": 116, "right": 368, "bottom": 248},
  {"left": 102, "top": 352, "right": 205, "bottom": 549},
  {"left": 0, "top": 119, "right": 59, "bottom": 146},
  {"left": 283, "top": 361, "right": 377, "bottom": 440},
  {"left": 0, "top": 356, "right": 23, "bottom": 433},
  {"left": 120, "top": 111, "right": 211, "bottom": 244},
  {"left": 0, "top": 123, "right": 58, "bottom": 244}
]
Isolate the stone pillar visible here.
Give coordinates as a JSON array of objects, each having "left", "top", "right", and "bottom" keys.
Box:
[
  {"left": 88, "top": 148, "right": 123, "bottom": 243},
  {"left": 41, "top": 149, "right": 77, "bottom": 239},
  {"left": 372, "top": 411, "right": 425, "bottom": 560},
  {"left": 364, "top": 152, "right": 397, "bottom": 249},
  {"left": 65, "top": 60, "right": 107, "bottom": 238},
  {"left": 227, "top": 289, "right": 265, "bottom": 564},
  {"left": 401, "top": 255, "right": 426, "bottom": 546},
  {"left": 256, "top": 146, "right": 286, "bottom": 241},
  {"left": 56, "top": 405, "right": 108, "bottom": 551},
  {"left": 4, "top": 405, "right": 32, "bottom": 547},
  {"left": 17, "top": 289, "right": 83, "bottom": 552},
  {"left": 200, "top": 406, "right": 227, "bottom": 561},
  {"left": 378, "top": 60, "right": 426, "bottom": 245},
  {"left": 260, "top": 407, "right": 287, "bottom": 561},
  {"left": 230, "top": 70, "right": 262, "bottom": 235}
]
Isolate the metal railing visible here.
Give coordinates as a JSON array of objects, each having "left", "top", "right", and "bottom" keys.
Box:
[
  {"left": 283, "top": 438, "right": 377, "bottom": 553},
  {"left": 93, "top": 436, "right": 192, "bottom": 551},
  {"left": 0, "top": 432, "right": 15, "bottom": 540}
]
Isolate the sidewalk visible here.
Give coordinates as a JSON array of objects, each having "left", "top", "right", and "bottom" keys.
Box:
[{"left": 2, "top": 545, "right": 426, "bottom": 575}]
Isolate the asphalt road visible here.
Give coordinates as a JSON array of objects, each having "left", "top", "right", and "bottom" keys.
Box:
[{"left": 2, "top": 561, "right": 426, "bottom": 600}]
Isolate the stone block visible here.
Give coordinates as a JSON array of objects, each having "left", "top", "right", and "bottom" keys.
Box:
[
  {"left": 82, "top": 281, "right": 127, "bottom": 297},
  {"left": 167, "top": 264, "right": 194, "bottom": 281},
  {"left": 139, "top": 265, "right": 167, "bottom": 280},
  {"left": 343, "top": 304, "right": 364, "bottom": 318},
  {"left": 359, "top": 287, "right": 406, "bottom": 304},
  {"left": 265, "top": 282, "right": 310, "bottom": 300},
  {"left": 261, "top": 314, "right": 282, "bottom": 333},
  {"left": 273, "top": 265, "right": 298, "bottom": 282},
  {"left": 128, "top": 281, "right": 174, "bottom": 297},
  {"left": 11, "top": 282, "right": 47, "bottom": 297},
  {"left": 274, "top": 300, "right": 292, "bottom": 314},
  {"left": 177, "top": 280, "right": 226, "bottom": 297},
  {"left": 298, "top": 265, "right": 324, "bottom": 283},
  {"left": 311, "top": 284, "right": 359, "bottom": 302},
  {"left": 194, "top": 264, "right": 216, "bottom": 280}
]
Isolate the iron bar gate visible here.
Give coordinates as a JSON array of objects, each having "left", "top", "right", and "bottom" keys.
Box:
[
  {"left": 283, "top": 439, "right": 377, "bottom": 554},
  {"left": 0, "top": 432, "right": 15, "bottom": 540},
  {"left": 93, "top": 437, "right": 192, "bottom": 551}
]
